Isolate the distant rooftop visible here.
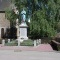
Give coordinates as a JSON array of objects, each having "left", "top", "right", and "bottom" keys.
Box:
[{"left": 0, "top": 0, "right": 11, "bottom": 11}]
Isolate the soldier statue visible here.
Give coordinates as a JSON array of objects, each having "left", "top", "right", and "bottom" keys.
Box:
[{"left": 21, "top": 9, "right": 26, "bottom": 22}]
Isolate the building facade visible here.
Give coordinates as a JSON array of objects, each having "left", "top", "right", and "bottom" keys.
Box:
[{"left": 0, "top": 0, "right": 11, "bottom": 39}]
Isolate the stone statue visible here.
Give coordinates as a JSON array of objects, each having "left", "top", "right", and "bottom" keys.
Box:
[
  {"left": 16, "top": 18, "right": 19, "bottom": 24},
  {"left": 21, "top": 9, "right": 26, "bottom": 22}
]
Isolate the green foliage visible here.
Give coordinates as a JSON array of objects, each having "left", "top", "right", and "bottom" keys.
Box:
[
  {"left": 30, "top": 9, "right": 57, "bottom": 38},
  {"left": 5, "top": 8, "right": 17, "bottom": 26},
  {"left": 57, "top": 21, "right": 60, "bottom": 32},
  {"left": 5, "top": 0, "right": 60, "bottom": 39}
]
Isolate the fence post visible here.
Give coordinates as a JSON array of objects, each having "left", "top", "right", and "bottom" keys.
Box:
[
  {"left": 37, "top": 39, "right": 39, "bottom": 45},
  {"left": 8, "top": 39, "right": 10, "bottom": 43},
  {"left": 34, "top": 40, "right": 36, "bottom": 46},
  {"left": 18, "top": 39, "right": 20, "bottom": 46},
  {"left": 2, "top": 39, "right": 5, "bottom": 46},
  {"left": 39, "top": 39, "right": 41, "bottom": 44}
]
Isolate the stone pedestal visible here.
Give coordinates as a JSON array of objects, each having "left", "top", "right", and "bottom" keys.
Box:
[{"left": 19, "top": 22, "right": 28, "bottom": 41}]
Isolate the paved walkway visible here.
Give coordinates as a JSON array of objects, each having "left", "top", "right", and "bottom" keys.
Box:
[
  {"left": 0, "top": 44, "right": 53, "bottom": 52},
  {"left": 0, "top": 50, "right": 60, "bottom": 60},
  {"left": 0, "top": 44, "right": 60, "bottom": 60}
]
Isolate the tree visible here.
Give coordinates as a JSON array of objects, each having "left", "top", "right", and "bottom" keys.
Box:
[
  {"left": 30, "top": 0, "right": 57, "bottom": 38},
  {"left": 5, "top": 0, "right": 60, "bottom": 39},
  {"left": 5, "top": 9, "right": 17, "bottom": 27}
]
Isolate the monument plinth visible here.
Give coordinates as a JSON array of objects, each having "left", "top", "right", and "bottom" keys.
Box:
[{"left": 19, "top": 22, "right": 28, "bottom": 40}]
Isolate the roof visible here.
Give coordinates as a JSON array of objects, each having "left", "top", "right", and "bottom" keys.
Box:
[{"left": 0, "top": 0, "right": 11, "bottom": 11}]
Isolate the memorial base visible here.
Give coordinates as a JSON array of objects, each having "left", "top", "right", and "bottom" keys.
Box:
[{"left": 19, "top": 22, "right": 28, "bottom": 41}]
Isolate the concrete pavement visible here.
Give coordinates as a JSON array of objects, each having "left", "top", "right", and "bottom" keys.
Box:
[
  {"left": 0, "top": 44, "right": 59, "bottom": 60},
  {"left": 0, "top": 50, "right": 60, "bottom": 60}
]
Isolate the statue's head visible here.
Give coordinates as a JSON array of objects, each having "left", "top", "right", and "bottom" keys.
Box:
[{"left": 21, "top": 8, "right": 26, "bottom": 14}]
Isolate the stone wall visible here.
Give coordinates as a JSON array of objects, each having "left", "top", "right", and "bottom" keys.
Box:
[{"left": 0, "top": 13, "right": 10, "bottom": 39}]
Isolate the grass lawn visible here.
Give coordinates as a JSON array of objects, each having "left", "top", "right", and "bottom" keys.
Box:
[
  {"left": 20, "top": 39, "right": 34, "bottom": 46},
  {"left": 5, "top": 40, "right": 17, "bottom": 46},
  {"left": 5, "top": 39, "right": 34, "bottom": 46}
]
